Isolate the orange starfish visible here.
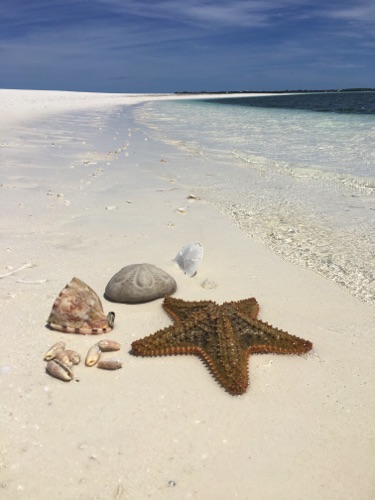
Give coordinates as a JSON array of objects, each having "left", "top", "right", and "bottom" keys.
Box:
[{"left": 131, "top": 296, "right": 313, "bottom": 395}]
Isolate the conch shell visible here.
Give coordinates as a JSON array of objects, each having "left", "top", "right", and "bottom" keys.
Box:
[{"left": 47, "top": 277, "right": 115, "bottom": 334}]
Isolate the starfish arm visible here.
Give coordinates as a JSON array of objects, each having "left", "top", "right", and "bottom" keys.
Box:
[
  {"left": 132, "top": 337, "right": 245, "bottom": 396},
  {"left": 235, "top": 314, "right": 313, "bottom": 354},
  {"left": 131, "top": 313, "right": 213, "bottom": 355},
  {"left": 195, "top": 346, "right": 249, "bottom": 396},
  {"left": 163, "top": 296, "right": 216, "bottom": 323},
  {"left": 213, "top": 314, "right": 250, "bottom": 395},
  {"left": 225, "top": 297, "right": 259, "bottom": 320}
]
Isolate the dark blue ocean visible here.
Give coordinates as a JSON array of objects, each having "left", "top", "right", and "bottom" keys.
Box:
[
  {"left": 135, "top": 92, "right": 375, "bottom": 304},
  {"left": 201, "top": 91, "right": 375, "bottom": 114}
]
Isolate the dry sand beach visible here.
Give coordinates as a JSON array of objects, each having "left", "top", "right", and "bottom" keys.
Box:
[{"left": 1, "top": 90, "right": 374, "bottom": 499}]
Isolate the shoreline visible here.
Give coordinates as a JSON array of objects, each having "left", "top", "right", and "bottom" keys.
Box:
[
  {"left": 135, "top": 95, "right": 375, "bottom": 307},
  {"left": 0, "top": 88, "right": 282, "bottom": 127},
  {"left": 1, "top": 90, "right": 374, "bottom": 499}
]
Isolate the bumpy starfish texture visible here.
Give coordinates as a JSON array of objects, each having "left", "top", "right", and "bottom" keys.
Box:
[{"left": 131, "top": 296, "right": 313, "bottom": 395}]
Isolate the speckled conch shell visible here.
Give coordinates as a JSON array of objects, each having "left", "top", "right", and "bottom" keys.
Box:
[{"left": 47, "top": 277, "right": 115, "bottom": 334}]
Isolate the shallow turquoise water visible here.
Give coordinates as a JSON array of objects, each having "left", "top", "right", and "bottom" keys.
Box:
[{"left": 134, "top": 95, "right": 375, "bottom": 305}]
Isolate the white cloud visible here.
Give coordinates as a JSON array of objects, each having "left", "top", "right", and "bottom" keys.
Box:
[
  {"left": 98, "top": 0, "right": 310, "bottom": 28},
  {"left": 329, "top": 3, "right": 375, "bottom": 22}
]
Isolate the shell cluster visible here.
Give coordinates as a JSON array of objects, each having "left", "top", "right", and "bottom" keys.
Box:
[
  {"left": 85, "top": 339, "right": 122, "bottom": 370},
  {"left": 44, "top": 341, "right": 81, "bottom": 382},
  {"left": 44, "top": 339, "right": 122, "bottom": 382},
  {"left": 44, "top": 259, "right": 184, "bottom": 381}
]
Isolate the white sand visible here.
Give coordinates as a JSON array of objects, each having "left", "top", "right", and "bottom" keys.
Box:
[{"left": 1, "top": 90, "right": 374, "bottom": 500}]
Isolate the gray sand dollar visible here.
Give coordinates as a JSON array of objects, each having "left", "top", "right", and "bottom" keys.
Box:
[{"left": 105, "top": 263, "right": 177, "bottom": 303}]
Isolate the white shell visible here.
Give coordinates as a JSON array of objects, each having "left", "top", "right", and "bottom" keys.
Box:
[
  {"left": 44, "top": 341, "right": 66, "bottom": 361},
  {"left": 173, "top": 242, "right": 204, "bottom": 277},
  {"left": 85, "top": 344, "right": 101, "bottom": 367}
]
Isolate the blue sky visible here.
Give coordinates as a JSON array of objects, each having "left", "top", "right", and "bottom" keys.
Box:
[{"left": 1, "top": 0, "right": 374, "bottom": 93}]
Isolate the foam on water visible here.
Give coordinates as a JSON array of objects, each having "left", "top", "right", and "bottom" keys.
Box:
[{"left": 134, "top": 97, "right": 375, "bottom": 305}]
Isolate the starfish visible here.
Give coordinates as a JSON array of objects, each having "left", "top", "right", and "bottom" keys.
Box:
[{"left": 131, "top": 296, "right": 313, "bottom": 395}]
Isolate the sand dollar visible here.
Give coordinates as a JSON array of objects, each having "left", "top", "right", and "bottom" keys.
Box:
[{"left": 105, "top": 263, "right": 177, "bottom": 303}]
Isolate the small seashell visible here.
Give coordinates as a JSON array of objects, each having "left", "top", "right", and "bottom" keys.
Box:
[
  {"left": 105, "top": 263, "right": 177, "bottom": 303},
  {"left": 54, "top": 350, "right": 74, "bottom": 367},
  {"left": 85, "top": 344, "right": 101, "bottom": 367},
  {"left": 44, "top": 341, "right": 66, "bottom": 361},
  {"left": 47, "top": 277, "right": 115, "bottom": 334},
  {"left": 97, "top": 359, "right": 122, "bottom": 370},
  {"left": 64, "top": 350, "right": 81, "bottom": 365},
  {"left": 174, "top": 241, "right": 204, "bottom": 277},
  {"left": 96, "top": 339, "right": 121, "bottom": 352},
  {"left": 200, "top": 278, "right": 217, "bottom": 290},
  {"left": 46, "top": 359, "right": 74, "bottom": 382}
]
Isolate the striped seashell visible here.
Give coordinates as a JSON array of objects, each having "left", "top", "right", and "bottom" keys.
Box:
[{"left": 47, "top": 277, "right": 115, "bottom": 334}]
